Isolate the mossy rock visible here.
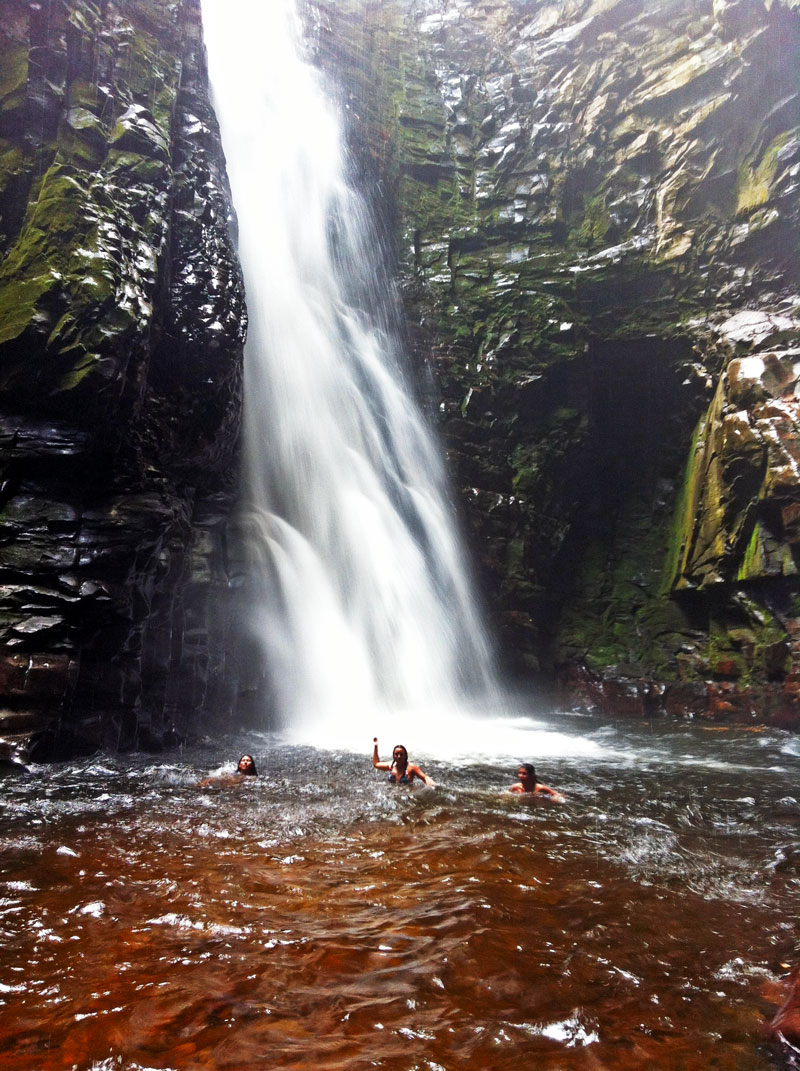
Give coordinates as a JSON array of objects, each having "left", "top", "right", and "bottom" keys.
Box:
[
  {"left": 736, "top": 129, "right": 800, "bottom": 215},
  {"left": 0, "top": 143, "right": 25, "bottom": 193},
  {"left": 59, "top": 107, "right": 110, "bottom": 168},
  {"left": 109, "top": 105, "right": 169, "bottom": 160}
]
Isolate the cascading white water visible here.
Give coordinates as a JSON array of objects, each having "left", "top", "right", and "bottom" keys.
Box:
[{"left": 202, "top": 0, "right": 497, "bottom": 744}]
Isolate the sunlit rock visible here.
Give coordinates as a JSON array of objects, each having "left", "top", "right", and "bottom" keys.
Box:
[{"left": 316, "top": 0, "right": 800, "bottom": 725}]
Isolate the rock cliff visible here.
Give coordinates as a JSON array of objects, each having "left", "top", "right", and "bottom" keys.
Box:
[
  {"left": 0, "top": 0, "right": 246, "bottom": 758},
  {"left": 312, "top": 0, "right": 800, "bottom": 725},
  {"left": 2, "top": 0, "right": 799, "bottom": 758}
]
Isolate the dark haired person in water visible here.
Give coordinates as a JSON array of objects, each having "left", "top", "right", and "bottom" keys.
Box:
[
  {"left": 508, "top": 763, "right": 564, "bottom": 801},
  {"left": 198, "top": 753, "right": 258, "bottom": 788},
  {"left": 372, "top": 738, "right": 435, "bottom": 786},
  {"left": 237, "top": 754, "right": 257, "bottom": 776}
]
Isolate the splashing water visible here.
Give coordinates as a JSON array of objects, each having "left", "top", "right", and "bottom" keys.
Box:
[
  {"left": 202, "top": 0, "right": 497, "bottom": 742},
  {"left": 1, "top": 720, "right": 797, "bottom": 1071}
]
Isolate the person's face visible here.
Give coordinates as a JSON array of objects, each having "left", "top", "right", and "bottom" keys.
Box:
[
  {"left": 518, "top": 766, "right": 533, "bottom": 788},
  {"left": 393, "top": 748, "right": 406, "bottom": 764},
  {"left": 239, "top": 756, "right": 254, "bottom": 772}
]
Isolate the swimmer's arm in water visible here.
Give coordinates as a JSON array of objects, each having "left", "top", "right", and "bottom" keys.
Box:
[
  {"left": 197, "top": 772, "right": 249, "bottom": 789},
  {"left": 372, "top": 737, "right": 391, "bottom": 771},
  {"left": 535, "top": 783, "right": 565, "bottom": 801},
  {"left": 506, "top": 781, "right": 564, "bottom": 800},
  {"left": 408, "top": 763, "right": 435, "bottom": 787}
]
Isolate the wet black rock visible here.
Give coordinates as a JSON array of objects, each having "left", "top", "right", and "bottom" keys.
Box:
[
  {"left": 313, "top": 0, "right": 800, "bottom": 726},
  {"left": 0, "top": 0, "right": 247, "bottom": 755}
]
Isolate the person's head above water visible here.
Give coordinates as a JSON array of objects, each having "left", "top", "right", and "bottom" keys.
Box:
[
  {"left": 237, "top": 754, "right": 257, "bottom": 776},
  {"left": 509, "top": 762, "right": 563, "bottom": 800},
  {"left": 372, "top": 737, "right": 435, "bottom": 787},
  {"left": 391, "top": 745, "right": 408, "bottom": 768},
  {"left": 518, "top": 763, "right": 537, "bottom": 788}
]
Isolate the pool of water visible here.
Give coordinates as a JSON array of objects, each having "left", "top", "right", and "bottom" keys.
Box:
[{"left": 1, "top": 710, "right": 798, "bottom": 1070}]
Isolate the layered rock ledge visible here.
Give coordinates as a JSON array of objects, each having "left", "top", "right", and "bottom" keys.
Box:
[
  {"left": 2, "top": 0, "right": 799, "bottom": 757},
  {"left": 313, "top": 0, "right": 800, "bottom": 726},
  {"left": 0, "top": 0, "right": 246, "bottom": 758}
]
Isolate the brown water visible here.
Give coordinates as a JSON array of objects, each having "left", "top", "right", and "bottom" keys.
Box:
[{"left": 1, "top": 712, "right": 798, "bottom": 1070}]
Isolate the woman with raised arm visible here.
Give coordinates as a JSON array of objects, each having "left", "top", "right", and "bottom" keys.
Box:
[{"left": 372, "top": 738, "right": 435, "bottom": 786}]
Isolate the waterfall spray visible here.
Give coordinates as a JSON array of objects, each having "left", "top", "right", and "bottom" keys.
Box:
[{"left": 202, "top": 0, "right": 497, "bottom": 743}]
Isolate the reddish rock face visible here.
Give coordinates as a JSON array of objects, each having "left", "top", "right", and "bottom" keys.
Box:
[{"left": 556, "top": 662, "right": 800, "bottom": 728}]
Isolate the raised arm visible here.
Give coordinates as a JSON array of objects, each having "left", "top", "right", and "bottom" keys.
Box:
[{"left": 372, "top": 737, "right": 390, "bottom": 771}]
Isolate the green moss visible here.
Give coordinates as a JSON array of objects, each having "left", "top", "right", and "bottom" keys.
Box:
[
  {"left": 0, "top": 163, "right": 96, "bottom": 349},
  {"left": 553, "top": 406, "right": 579, "bottom": 422},
  {"left": 737, "top": 523, "right": 764, "bottom": 581},
  {"left": 511, "top": 407, "right": 584, "bottom": 499},
  {"left": 68, "top": 2, "right": 102, "bottom": 36},
  {"left": 585, "top": 645, "right": 626, "bottom": 671},
  {"left": 11, "top": 164, "right": 92, "bottom": 255},
  {"left": 0, "top": 143, "right": 26, "bottom": 188},
  {"left": 662, "top": 414, "right": 705, "bottom": 593},
  {"left": 736, "top": 129, "right": 799, "bottom": 215},
  {"left": 0, "top": 46, "right": 28, "bottom": 101},
  {"left": 556, "top": 475, "right": 709, "bottom": 680},
  {"left": 0, "top": 273, "right": 59, "bottom": 348},
  {"left": 59, "top": 106, "right": 110, "bottom": 168},
  {"left": 690, "top": 594, "right": 791, "bottom": 687},
  {"left": 105, "top": 149, "right": 165, "bottom": 180},
  {"left": 53, "top": 352, "right": 100, "bottom": 392},
  {"left": 579, "top": 192, "right": 611, "bottom": 248}
]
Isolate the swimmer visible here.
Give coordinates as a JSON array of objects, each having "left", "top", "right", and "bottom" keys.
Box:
[
  {"left": 198, "top": 753, "right": 258, "bottom": 788},
  {"left": 372, "top": 738, "right": 435, "bottom": 786},
  {"left": 508, "top": 763, "right": 564, "bottom": 801}
]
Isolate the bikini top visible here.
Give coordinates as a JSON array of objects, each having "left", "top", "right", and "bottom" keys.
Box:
[{"left": 388, "top": 772, "right": 410, "bottom": 784}]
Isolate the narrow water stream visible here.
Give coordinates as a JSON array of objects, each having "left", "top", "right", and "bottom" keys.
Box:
[{"left": 2, "top": 711, "right": 798, "bottom": 1069}]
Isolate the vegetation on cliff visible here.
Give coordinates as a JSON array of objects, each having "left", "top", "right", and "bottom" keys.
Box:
[
  {"left": 314, "top": 0, "right": 800, "bottom": 724},
  {"left": 0, "top": 0, "right": 246, "bottom": 757},
  {"left": 1, "top": 0, "right": 799, "bottom": 754}
]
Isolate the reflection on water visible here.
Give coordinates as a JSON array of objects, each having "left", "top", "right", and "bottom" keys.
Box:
[{"left": 1, "top": 711, "right": 798, "bottom": 1070}]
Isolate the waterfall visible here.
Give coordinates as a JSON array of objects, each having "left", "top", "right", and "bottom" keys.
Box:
[{"left": 201, "top": 0, "right": 497, "bottom": 743}]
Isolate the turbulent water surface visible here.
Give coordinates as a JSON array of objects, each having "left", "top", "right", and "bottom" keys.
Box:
[{"left": 1, "top": 710, "right": 798, "bottom": 1070}]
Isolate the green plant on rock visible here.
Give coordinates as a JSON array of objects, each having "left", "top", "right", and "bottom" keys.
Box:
[
  {"left": 662, "top": 414, "right": 706, "bottom": 594},
  {"left": 736, "top": 129, "right": 799, "bottom": 216},
  {"left": 578, "top": 191, "right": 612, "bottom": 249}
]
